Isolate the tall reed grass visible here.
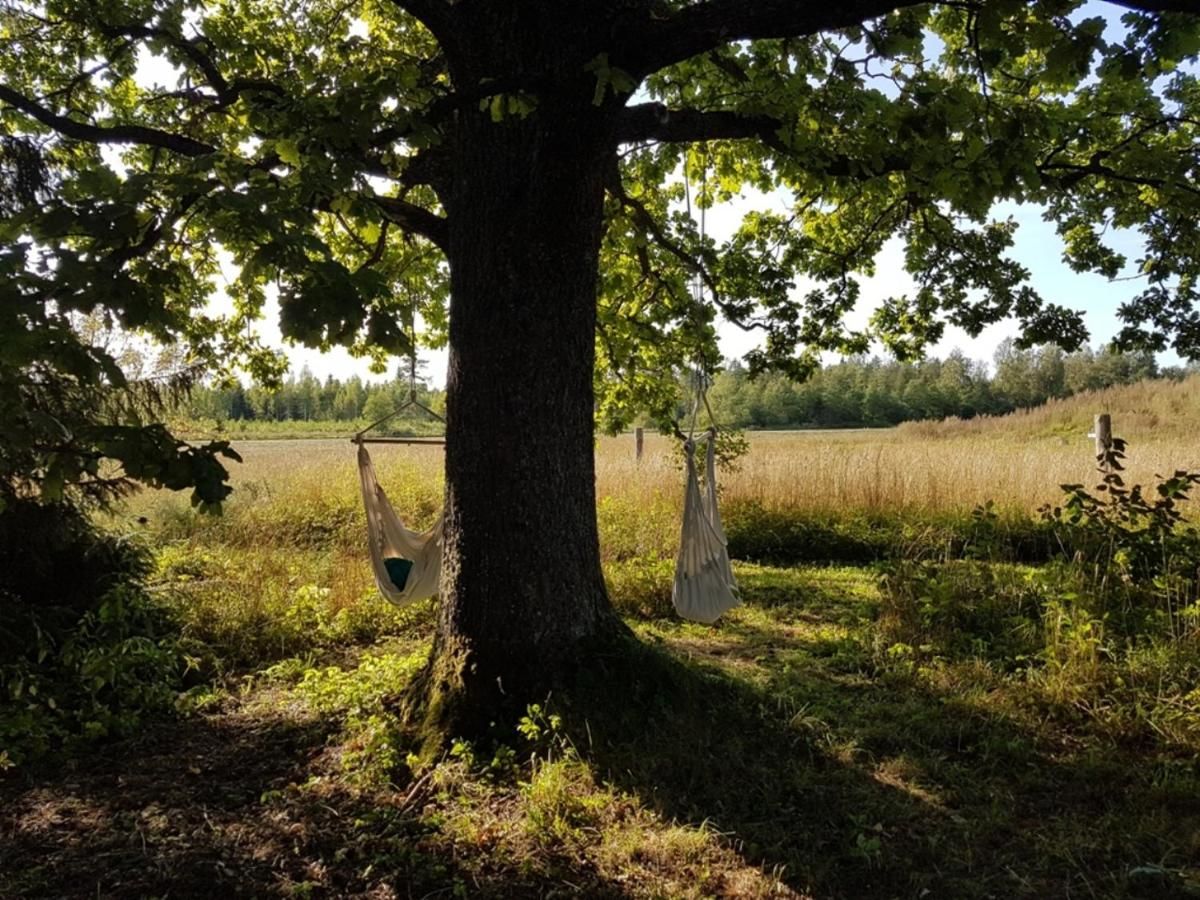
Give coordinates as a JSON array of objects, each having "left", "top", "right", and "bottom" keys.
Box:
[
  {"left": 128, "top": 376, "right": 1200, "bottom": 553},
  {"left": 126, "top": 426, "right": 1197, "bottom": 547}
]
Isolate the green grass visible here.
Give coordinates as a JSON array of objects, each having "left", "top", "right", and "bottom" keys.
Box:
[
  {"left": 152, "top": 542, "right": 435, "bottom": 671},
  {"left": 7, "top": 425, "right": 1200, "bottom": 897},
  {"left": 6, "top": 558, "right": 1199, "bottom": 898}
]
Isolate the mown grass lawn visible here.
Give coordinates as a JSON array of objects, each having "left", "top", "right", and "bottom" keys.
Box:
[{"left": 4, "top": 561, "right": 1197, "bottom": 899}]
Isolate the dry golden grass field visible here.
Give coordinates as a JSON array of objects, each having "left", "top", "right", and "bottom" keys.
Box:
[
  {"left": 142, "top": 372, "right": 1200, "bottom": 531},
  {"left": 140, "top": 405, "right": 1200, "bottom": 533}
]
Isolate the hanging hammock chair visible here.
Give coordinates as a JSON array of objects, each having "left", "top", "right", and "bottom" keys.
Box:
[
  {"left": 352, "top": 346, "right": 445, "bottom": 607},
  {"left": 670, "top": 151, "right": 738, "bottom": 624},
  {"left": 673, "top": 427, "right": 741, "bottom": 624},
  {"left": 356, "top": 442, "right": 443, "bottom": 606}
]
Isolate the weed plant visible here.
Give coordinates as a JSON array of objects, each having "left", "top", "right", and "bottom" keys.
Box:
[
  {"left": 0, "top": 501, "right": 191, "bottom": 766},
  {"left": 876, "top": 439, "right": 1200, "bottom": 752}
]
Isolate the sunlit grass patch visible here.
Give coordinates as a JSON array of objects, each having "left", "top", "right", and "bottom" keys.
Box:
[
  {"left": 631, "top": 564, "right": 879, "bottom": 681},
  {"left": 152, "top": 543, "right": 434, "bottom": 670}
]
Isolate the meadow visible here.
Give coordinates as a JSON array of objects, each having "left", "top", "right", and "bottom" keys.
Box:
[{"left": 4, "top": 378, "right": 1200, "bottom": 898}]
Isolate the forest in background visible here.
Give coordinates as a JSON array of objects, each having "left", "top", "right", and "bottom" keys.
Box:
[{"left": 182, "top": 339, "right": 1194, "bottom": 432}]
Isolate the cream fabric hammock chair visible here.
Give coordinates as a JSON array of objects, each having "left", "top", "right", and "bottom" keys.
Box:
[
  {"left": 352, "top": 366, "right": 445, "bottom": 607},
  {"left": 673, "top": 426, "right": 741, "bottom": 624},
  {"left": 356, "top": 443, "right": 443, "bottom": 606},
  {"left": 670, "top": 163, "right": 739, "bottom": 624}
]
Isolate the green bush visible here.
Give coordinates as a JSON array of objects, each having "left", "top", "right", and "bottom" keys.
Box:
[
  {"left": 874, "top": 452, "right": 1200, "bottom": 745},
  {"left": 876, "top": 560, "right": 1045, "bottom": 667},
  {"left": 0, "top": 501, "right": 190, "bottom": 767},
  {"left": 1039, "top": 441, "right": 1200, "bottom": 641},
  {"left": 0, "top": 500, "right": 152, "bottom": 648}
]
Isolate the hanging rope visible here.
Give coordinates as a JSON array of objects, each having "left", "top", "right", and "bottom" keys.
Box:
[
  {"left": 405, "top": 307, "right": 421, "bottom": 403},
  {"left": 352, "top": 309, "right": 445, "bottom": 444},
  {"left": 677, "top": 148, "right": 722, "bottom": 442}
]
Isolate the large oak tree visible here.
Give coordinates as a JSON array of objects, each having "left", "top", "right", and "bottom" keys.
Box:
[{"left": 3, "top": 0, "right": 1198, "bottom": 739}]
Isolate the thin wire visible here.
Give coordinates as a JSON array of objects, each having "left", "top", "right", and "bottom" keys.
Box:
[
  {"left": 353, "top": 310, "right": 445, "bottom": 443},
  {"left": 407, "top": 307, "right": 419, "bottom": 401},
  {"left": 678, "top": 149, "right": 719, "bottom": 441}
]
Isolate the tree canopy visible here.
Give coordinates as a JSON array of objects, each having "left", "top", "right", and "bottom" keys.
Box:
[{"left": 2, "top": 0, "right": 1198, "bottom": 496}]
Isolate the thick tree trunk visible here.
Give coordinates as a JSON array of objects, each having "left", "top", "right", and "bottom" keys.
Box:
[{"left": 403, "top": 28, "right": 627, "bottom": 746}]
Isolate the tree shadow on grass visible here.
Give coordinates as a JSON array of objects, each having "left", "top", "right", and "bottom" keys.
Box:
[
  {"left": 732, "top": 564, "right": 882, "bottom": 624},
  {"left": 5, "top": 600, "right": 1198, "bottom": 899},
  {"left": 0, "top": 699, "right": 634, "bottom": 899},
  {"left": 1, "top": 706, "right": 333, "bottom": 898},
  {"left": 559, "top": 624, "right": 1200, "bottom": 900}
]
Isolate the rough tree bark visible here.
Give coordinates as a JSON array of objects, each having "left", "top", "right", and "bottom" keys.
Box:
[{"left": 402, "top": 5, "right": 629, "bottom": 747}]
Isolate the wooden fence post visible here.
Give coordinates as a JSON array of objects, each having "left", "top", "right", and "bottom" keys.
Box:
[
  {"left": 635, "top": 427, "right": 644, "bottom": 462},
  {"left": 1091, "top": 413, "right": 1112, "bottom": 469}
]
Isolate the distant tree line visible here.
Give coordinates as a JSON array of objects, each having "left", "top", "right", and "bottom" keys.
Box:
[
  {"left": 187, "top": 342, "right": 1194, "bottom": 430},
  {"left": 707, "top": 341, "right": 1193, "bottom": 429},
  {"left": 186, "top": 365, "right": 444, "bottom": 424}
]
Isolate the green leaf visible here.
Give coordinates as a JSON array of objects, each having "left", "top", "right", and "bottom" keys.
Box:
[
  {"left": 40, "top": 468, "right": 64, "bottom": 503},
  {"left": 276, "top": 139, "right": 302, "bottom": 168}
]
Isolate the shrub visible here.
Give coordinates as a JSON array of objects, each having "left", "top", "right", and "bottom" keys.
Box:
[
  {"left": 724, "top": 500, "right": 1057, "bottom": 565},
  {"left": 0, "top": 501, "right": 190, "bottom": 766},
  {"left": 1039, "top": 439, "right": 1200, "bottom": 641},
  {"left": 876, "top": 560, "right": 1044, "bottom": 667},
  {"left": 875, "top": 442, "right": 1200, "bottom": 745},
  {"left": 604, "top": 556, "right": 674, "bottom": 618}
]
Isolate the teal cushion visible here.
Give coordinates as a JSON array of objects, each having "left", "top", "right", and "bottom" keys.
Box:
[{"left": 383, "top": 557, "right": 414, "bottom": 591}]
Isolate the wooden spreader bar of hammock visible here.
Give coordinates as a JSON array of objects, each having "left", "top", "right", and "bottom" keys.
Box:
[
  {"left": 351, "top": 390, "right": 446, "bottom": 446},
  {"left": 352, "top": 436, "right": 445, "bottom": 445}
]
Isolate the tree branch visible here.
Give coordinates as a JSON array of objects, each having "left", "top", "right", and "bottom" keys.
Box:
[
  {"left": 618, "top": 0, "right": 903, "bottom": 76},
  {"left": 1039, "top": 159, "right": 1200, "bottom": 199},
  {"left": 616, "top": 103, "right": 912, "bottom": 180},
  {"left": 97, "top": 23, "right": 287, "bottom": 109},
  {"left": 106, "top": 190, "right": 212, "bottom": 269},
  {"left": 0, "top": 84, "right": 216, "bottom": 157},
  {"left": 388, "top": 0, "right": 459, "bottom": 54},
  {"left": 399, "top": 148, "right": 453, "bottom": 195},
  {"left": 2, "top": 82, "right": 449, "bottom": 248},
  {"left": 616, "top": 103, "right": 786, "bottom": 151},
  {"left": 1105, "top": 0, "right": 1200, "bottom": 13},
  {"left": 372, "top": 195, "right": 448, "bottom": 250},
  {"left": 604, "top": 158, "right": 767, "bottom": 334},
  {"left": 618, "top": 0, "right": 1198, "bottom": 76}
]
